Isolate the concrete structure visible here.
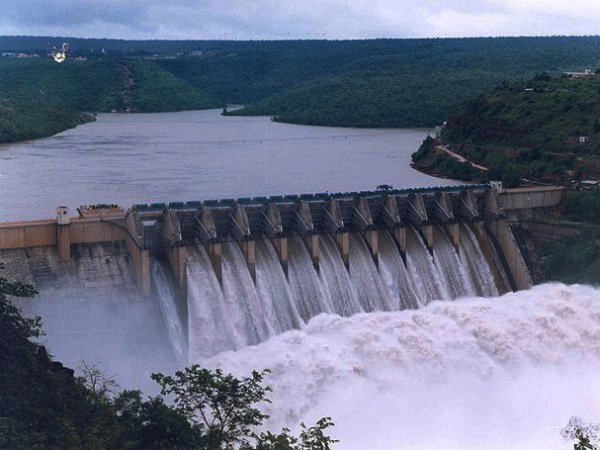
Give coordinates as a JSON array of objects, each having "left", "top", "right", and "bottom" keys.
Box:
[{"left": 0, "top": 184, "right": 565, "bottom": 296}]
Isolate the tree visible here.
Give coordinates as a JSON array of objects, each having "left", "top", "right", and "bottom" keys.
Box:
[
  {"left": 113, "top": 390, "right": 202, "bottom": 450},
  {"left": 78, "top": 361, "right": 119, "bottom": 401},
  {"left": 152, "top": 365, "right": 271, "bottom": 450},
  {"left": 251, "top": 418, "right": 338, "bottom": 450},
  {"left": 152, "top": 366, "right": 338, "bottom": 450},
  {"left": 562, "top": 416, "right": 600, "bottom": 450},
  {"left": 0, "top": 262, "right": 39, "bottom": 340}
]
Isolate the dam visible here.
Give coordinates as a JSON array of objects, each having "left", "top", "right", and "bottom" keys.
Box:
[{"left": 0, "top": 183, "right": 565, "bottom": 371}]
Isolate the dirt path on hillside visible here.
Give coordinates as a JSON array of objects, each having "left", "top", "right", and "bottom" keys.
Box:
[
  {"left": 116, "top": 63, "right": 134, "bottom": 112},
  {"left": 435, "top": 145, "right": 489, "bottom": 171}
]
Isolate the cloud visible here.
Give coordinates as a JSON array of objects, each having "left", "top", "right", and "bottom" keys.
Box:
[{"left": 0, "top": 0, "right": 598, "bottom": 39}]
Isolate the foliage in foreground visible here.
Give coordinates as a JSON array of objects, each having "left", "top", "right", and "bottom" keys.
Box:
[
  {"left": 0, "top": 263, "right": 337, "bottom": 450},
  {"left": 563, "top": 417, "right": 600, "bottom": 450}
]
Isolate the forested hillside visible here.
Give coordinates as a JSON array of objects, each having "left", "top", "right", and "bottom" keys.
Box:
[
  {"left": 161, "top": 36, "right": 600, "bottom": 127},
  {"left": 3, "top": 35, "right": 600, "bottom": 142},
  {"left": 418, "top": 73, "right": 600, "bottom": 185},
  {"left": 0, "top": 57, "right": 219, "bottom": 143}
]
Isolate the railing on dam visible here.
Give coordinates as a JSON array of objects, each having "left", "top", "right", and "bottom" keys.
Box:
[
  {"left": 130, "top": 184, "right": 492, "bottom": 213},
  {"left": 0, "top": 184, "right": 565, "bottom": 296},
  {"left": 131, "top": 184, "right": 493, "bottom": 248}
]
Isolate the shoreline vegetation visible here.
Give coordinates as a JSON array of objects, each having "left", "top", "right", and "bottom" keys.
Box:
[
  {"left": 412, "top": 73, "right": 600, "bottom": 186},
  {"left": 0, "top": 58, "right": 221, "bottom": 144},
  {"left": 4, "top": 35, "right": 600, "bottom": 143}
]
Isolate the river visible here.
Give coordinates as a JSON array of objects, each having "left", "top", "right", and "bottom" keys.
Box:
[{"left": 0, "top": 109, "right": 455, "bottom": 221}]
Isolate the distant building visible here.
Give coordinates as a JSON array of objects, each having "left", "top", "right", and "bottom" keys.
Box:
[
  {"left": 191, "top": 50, "right": 203, "bottom": 56},
  {"left": 580, "top": 180, "right": 600, "bottom": 190},
  {"left": 565, "top": 69, "right": 594, "bottom": 79},
  {"left": 580, "top": 136, "right": 590, "bottom": 143}
]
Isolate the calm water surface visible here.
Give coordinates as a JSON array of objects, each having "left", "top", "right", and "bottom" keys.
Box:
[{"left": 0, "top": 110, "right": 458, "bottom": 221}]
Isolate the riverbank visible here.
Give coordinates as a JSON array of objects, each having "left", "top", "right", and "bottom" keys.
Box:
[
  {"left": 411, "top": 135, "right": 489, "bottom": 183},
  {"left": 0, "top": 57, "right": 221, "bottom": 145},
  {"left": 0, "top": 103, "right": 95, "bottom": 144}
]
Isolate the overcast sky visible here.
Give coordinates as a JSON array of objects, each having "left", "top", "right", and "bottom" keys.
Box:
[{"left": 0, "top": 0, "right": 599, "bottom": 40}]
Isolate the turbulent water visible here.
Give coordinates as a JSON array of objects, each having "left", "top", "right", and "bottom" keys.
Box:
[
  {"left": 180, "top": 224, "right": 505, "bottom": 357},
  {"left": 205, "top": 284, "right": 600, "bottom": 450},
  {"left": 151, "top": 260, "right": 186, "bottom": 359},
  {"left": 10, "top": 222, "right": 599, "bottom": 449}
]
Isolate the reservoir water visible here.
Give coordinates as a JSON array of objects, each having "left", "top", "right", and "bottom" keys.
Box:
[{"left": 0, "top": 109, "right": 455, "bottom": 221}]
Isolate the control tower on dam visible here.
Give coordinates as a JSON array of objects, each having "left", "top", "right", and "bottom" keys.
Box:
[{"left": 0, "top": 183, "right": 564, "bottom": 297}]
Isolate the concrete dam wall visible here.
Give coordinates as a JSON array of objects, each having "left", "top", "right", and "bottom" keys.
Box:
[{"left": 0, "top": 184, "right": 565, "bottom": 377}]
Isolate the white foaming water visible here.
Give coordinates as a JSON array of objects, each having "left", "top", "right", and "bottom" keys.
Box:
[
  {"left": 205, "top": 284, "right": 600, "bottom": 450},
  {"left": 432, "top": 225, "right": 477, "bottom": 299},
  {"left": 377, "top": 230, "right": 419, "bottom": 310},
  {"left": 404, "top": 226, "right": 445, "bottom": 304},
  {"left": 459, "top": 223, "right": 500, "bottom": 297},
  {"left": 348, "top": 232, "right": 391, "bottom": 312},
  {"left": 150, "top": 260, "right": 186, "bottom": 360}
]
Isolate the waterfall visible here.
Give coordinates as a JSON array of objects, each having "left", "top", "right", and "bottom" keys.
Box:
[
  {"left": 318, "top": 233, "right": 363, "bottom": 316},
  {"left": 377, "top": 230, "right": 420, "bottom": 310},
  {"left": 255, "top": 239, "right": 303, "bottom": 334},
  {"left": 287, "top": 236, "right": 334, "bottom": 321},
  {"left": 404, "top": 226, "right": 445, "bottom": 304},
  {"left": 186, "top": 245, "right": 244, "bottom": 360},
  {"left": 221, "top": 242, "right": 271, "bottom": 345},
  {"left": 348, "top": 232, "right": 391, "bottom": 312},
  {"left": 432, "top": 225, "right": 477, "bottom": 299},
  {"left": 150, "top": 259, "right": 186, "bottom": 360},
  {"left": 159, "top": 219, "right": 517, "bottom": 359},
  {"left": 10, "top": 221, "right": 519, "bottom": 392},
  {"left": 459, "top": 223, "right": 500, "bottom": 297}
]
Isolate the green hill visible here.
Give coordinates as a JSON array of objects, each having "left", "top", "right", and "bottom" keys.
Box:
[
  {"left": 413, "top": 73, "right": 600, "bottom": 185},
  {"left": 5, "top": 35, "right": 600, "bottom": 143},
  {"left": 0, "top": 57, "right": 220, "bottom": 143}
]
